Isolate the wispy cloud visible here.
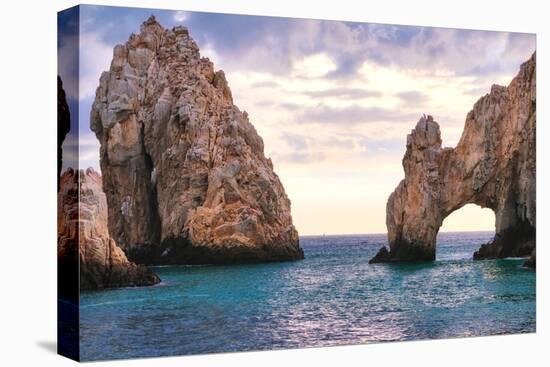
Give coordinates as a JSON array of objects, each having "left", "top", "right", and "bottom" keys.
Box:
[
  {"left": 299, "top": 104, "right": 418, "bottom": 125},
  {"left": 79, "top": 32, "right": 113, "bottom": 100},
  {"left": 68, "top": 5, "right": 535, "bottom": 234},
  {"left": 281, "top": 132, "right": 309, "bottom": 150},
  {"left": 250, "top": 80, "right": 280, "bottom": 88},
  {"left": 395, "top": 91, "right": 430, "bottom": 105},
  {"left": 173, "top": 10, "right": 189, "bottom": 22},
  {"left": 360, "top": 137, "right": 406, "bottom": 156},
  {"left": 279, "top": 102, "right": 302, "bottom": 111},
  {"left": 302, "top": 87, "right": 381, "bottom": 99}
]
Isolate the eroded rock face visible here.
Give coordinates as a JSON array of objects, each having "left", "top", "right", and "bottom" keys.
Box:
[
  {"left": 370, "top": 53, "right": 536, "bottom": 263},
  {"left": 57, "top": 168, "right": 160, "bottom": 290},
  {"left": 90, "top": 16, "right": 302, "bottom": 264}
]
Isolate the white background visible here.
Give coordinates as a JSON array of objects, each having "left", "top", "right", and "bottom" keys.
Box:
[{"left": 0, "top": 0, "right": 547, "bottom": 365}]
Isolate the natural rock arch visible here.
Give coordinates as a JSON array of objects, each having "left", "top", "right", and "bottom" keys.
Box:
[{"left": 370, "top": 53, "right": 536, "bottom": 263}]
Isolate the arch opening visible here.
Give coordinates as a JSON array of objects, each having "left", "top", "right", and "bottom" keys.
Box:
[{"left": 437, "top": 204, "right": 496, "bottom": 260}]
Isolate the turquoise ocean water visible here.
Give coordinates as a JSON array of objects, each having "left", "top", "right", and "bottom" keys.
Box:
[{"left": 79, "top": 231, "right": 535, "bottom": 361}]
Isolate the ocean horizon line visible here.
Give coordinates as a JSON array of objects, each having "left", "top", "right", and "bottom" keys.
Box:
[{"left": 300, "top": 229, "right": 495, "bottom": 237}]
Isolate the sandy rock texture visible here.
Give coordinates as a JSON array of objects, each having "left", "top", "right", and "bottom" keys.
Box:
[
  {"left": 57, "top": 168, "right": 160, "bottom": 290},
  {"left": 91, "top": 16, "right": 302, "bottom": 265},
  {"left": 371, "top": 53, "right": 536, "bottom": 263}
]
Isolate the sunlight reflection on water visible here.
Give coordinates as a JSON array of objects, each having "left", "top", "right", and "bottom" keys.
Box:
[{"left": 79, "top": 232, "right": 535, "bottom": 361}]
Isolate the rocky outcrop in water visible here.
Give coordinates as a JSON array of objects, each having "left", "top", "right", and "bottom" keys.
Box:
[
  {"left": 370, "top": 53, "right": 536, "bottom": 263},
  {"left": 524, "top": 249, "right": 536, "bottom": 269},
  {"left": 90, "top": 16, "right": 302, "bottom": 265},
  {"left": 58, "top": 168, "right": 160, "bottom": 290},
  {"left": 58, "top": 76, "right": 70, "bottom": 192}
]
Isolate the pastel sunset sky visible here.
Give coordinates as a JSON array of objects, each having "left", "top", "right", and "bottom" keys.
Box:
[{"left": 58, "top": 5, "right": 536, "bottom": 235}]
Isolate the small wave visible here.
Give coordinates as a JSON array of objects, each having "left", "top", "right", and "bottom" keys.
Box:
[
  {"left": 152, "top": 264, "right": 214, "bottom": 269},
  {"left": 80, "top": 298, "right": 147, "bottom": 309}
]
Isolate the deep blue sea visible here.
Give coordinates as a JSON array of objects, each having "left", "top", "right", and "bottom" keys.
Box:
[{"left": 79, "top": 232, "right": 536, "bottom": 361}]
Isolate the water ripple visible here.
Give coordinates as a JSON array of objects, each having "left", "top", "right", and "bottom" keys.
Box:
[{"left": 79, "top": 232, "right": 535, "bottom": 361}]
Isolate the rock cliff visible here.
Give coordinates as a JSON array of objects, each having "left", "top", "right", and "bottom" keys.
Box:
[
  {"left": 370, "top": 53, "right": 536, "bottom": 263},
  {"left": 58, "top": 168, "right": 160, "bottom": 290},
  {"left": 90, "top": 16, "right": 302, "bottom": 265}
]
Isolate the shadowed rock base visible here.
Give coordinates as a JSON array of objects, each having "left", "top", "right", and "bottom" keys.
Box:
[
  {"left": 473, "top": 222, "right": 535, "bottom": 260},
  {"left": 58, "top": 168, "right": 160, "bottom": 290},
  {"left": 127, "top": 237, "right": 304, "bottom": 265},
  {"left": 524, "top": 249, "right": 536, "bottom": 269},
  {"left": 369, "top": 240, "right": 435, "bottom": 263}
]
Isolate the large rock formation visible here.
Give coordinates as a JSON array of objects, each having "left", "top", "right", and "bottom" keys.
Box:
[
  {"left": 58, "top": 168, "right": 160, "bottom": 290},
  {"left": 90, "top": 16, "right": 302, "bottom": 265},
  {"left": 370, "top": 53, "right": 536, "bottom": 263},
  {"left": 57, "top": 76, "right": 70, "bottom": 192}
]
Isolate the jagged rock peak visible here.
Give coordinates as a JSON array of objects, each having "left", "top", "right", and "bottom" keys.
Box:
[
  {"left": 90, "top": 18, "right": 303, "bottom": 265},
  {"left": 370, "top": 52, "right": 536, "bottom": 263},
  {"left": 407, "top": 114, "right": 441, "bottom": 150},
  {"left": 57, "top": 168, "right": 160, "bottom": 290}
]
